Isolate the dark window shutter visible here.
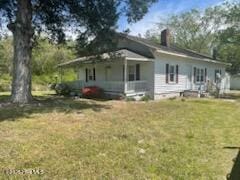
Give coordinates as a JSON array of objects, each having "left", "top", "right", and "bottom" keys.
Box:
[
  {"left": 136, "top": 64, "right": 140, "bottom": 81},
  {"left": 220, "top": 69, "right": 222, "bottom": 75},
  {"left": 193, "top": 67, "right": 196, "bottom": 83},
  {"left": 166, "top": 64, "right": 169, "bottom": 84},
  {"left": 176, "top": 65, "right": 179, "bottom": 83},
  {"left": 93, "top": 68, "right": 96, "bottom": 81},
  {"left": 122, "top": 65, "right": 125, "bottom": 81},
  {"left": 85, "top": 68, "right": 88, "bottom": 82},
  {"left": 205, "top": 68, "right": 207, "bottom": 82}
]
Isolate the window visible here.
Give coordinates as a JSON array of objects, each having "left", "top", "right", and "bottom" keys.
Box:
[
  {"left": 166, "top": 64, "right": 179, "bottom": 84},
  {"left": 88, "top": 69, "right": 93, "bottom": 80},
  {"left": 128, "top": 65, "right": 135, "bottom": 81},
  {"left": 86, "top": 68, "right": 96, "bottom": 82},
  {"left": 169, "top": 65, "right": 175, "bottom": 82},
  {"left": 195, "top": 68, "right": 204, "bottom": 83}
]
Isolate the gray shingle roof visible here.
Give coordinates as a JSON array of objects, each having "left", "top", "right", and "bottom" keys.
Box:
[
  {"left": 58, "top": 32, "right": 230, "bottom": 68},
  {"left": 118, "top": 33, "right": 216, "bottom": 60},
  {"left": 115, "top": 49, "right": 149, "bottom": 59},
  {"left": 57, "top": 49, "right": 150, "bottom": 68}
]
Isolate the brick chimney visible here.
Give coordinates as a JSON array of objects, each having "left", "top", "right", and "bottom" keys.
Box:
[
  {"left": 161, "top": 29, "right": 170, "bottom": 47},
  {"left": 212, "top": 48, "right": 217, "bottom": 60}
]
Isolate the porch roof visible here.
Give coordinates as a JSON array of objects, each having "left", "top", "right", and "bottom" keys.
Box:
[{"left": 57, "top": 49, "right": 152, "bottom": 68}]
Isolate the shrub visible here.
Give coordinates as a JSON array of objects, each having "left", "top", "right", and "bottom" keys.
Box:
[
  {"left": 81, "top": 86, "right": 104, "bottom": 98},
  {"left": 49, "top": 83, "right": 57, "bottom": 90},
  {"left": 55, "top": 83, "right": 70, "bottom": 96},
  {"left": 140, "top": 95, "right": 151, "bottom": 102},
  {"left": 169, "top": 97, "right": 177, "bottom": 100},
  {"left": 126, "top": 97, "right": 136, "bottom": 101}
]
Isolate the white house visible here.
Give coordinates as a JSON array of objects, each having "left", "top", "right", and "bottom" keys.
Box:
[{"left": 58, "top": 29, "right": 230, "bottom": 100}]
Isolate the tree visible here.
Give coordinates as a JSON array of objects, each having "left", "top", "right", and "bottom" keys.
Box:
[
  {"left": 0, "top": 0, "right": 157, "bottom": 104},
  {"left": 217, "top": 1, "right": 240, "bottom": 74},
  {"left": 32, "top": 39, "right": 76, "bottom": 76},
  {"left": 145, "top": 7, "right": 224, "bottom": 55}
]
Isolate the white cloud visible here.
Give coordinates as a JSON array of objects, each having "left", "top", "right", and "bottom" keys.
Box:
[{"left": 125, "top": 11, "right": 162, "bottom": 36}]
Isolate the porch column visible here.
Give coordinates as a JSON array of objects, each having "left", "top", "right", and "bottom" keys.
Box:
[{"left": 124, "top": 59, "right": 128, "bottom": 93}]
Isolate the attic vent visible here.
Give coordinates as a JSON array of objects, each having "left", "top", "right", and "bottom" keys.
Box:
[{"left": 161, "top": 29, "right": 170, "bottom": 47}]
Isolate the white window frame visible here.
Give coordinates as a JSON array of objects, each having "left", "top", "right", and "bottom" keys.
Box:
[
  {"left": 128, "top": 65, "right": 135, "bottom": 81},
  {"left": 88, "top": 69, "right": 93, "bottom": 81},
  {"left": 169, "top": 65, "right": 175, "bottom": 83},
  {"left": 195, "top": 68, "right": 204, "bottom": 83}
]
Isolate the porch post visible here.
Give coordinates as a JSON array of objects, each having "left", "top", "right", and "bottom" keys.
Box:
[{"left": 124, "top": 59, "right": 128, "bottom": 93}]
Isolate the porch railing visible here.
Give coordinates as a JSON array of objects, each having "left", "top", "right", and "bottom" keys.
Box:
[
  {"left": 66, "top": 80, "right": 147, "bottom": 93},
  {"left": 126, "top": 81, "right": 148, "bottom": 93},
  {"left": 66, "top": 80, "right": 124, "bottom": 92}
]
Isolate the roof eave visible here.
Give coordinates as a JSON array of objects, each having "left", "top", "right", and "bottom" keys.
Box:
[{"left": 156, "top": 49, "right": 231, "bottom": 66}]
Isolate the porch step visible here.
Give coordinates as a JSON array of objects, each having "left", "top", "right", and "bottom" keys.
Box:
[{"left": 125, "top": 91, "right": 147, "bottom": 97}]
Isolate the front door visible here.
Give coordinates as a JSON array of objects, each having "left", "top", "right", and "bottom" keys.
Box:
[{"left": 105, "top": 67, "right": 111, "bottom": 81}]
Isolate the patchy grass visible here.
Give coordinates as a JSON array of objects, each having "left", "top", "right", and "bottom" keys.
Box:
[{"left": 0, "top": 92, "right": 240, "bottom": 179}]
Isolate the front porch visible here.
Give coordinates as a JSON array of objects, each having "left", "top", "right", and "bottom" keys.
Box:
[{"left": 58, "top": 49, "right": 154, "bottom": 97}]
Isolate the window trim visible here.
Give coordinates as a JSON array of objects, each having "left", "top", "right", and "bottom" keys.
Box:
[
  {"left": 86, "top": 68, "right": 96, "bottom": 81},
  {"left": 195, "top": 67, "right": 205, "bottom": 83},
  {"left": 88, "top": 69, "right": 93, "bottom": 81},
  {"left": 169, "top": 65, "right": 175, "bottom": 83},
  {"left": 128, "top": 65, "right": 135, "bottom": 81}
]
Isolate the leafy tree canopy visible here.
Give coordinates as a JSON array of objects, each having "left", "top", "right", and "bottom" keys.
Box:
[
  {"left": 0, "top": 0, "right": 157, "bottom": 103},
  {"left": 145, "top": 7, "right": 224, "bottom": 55},
  {"left": 217, "top": 1, "right": 240, "bottom": 74},
  {"left": 0, "top": 0, "right": 157, "bottom": 47},
  {"left": 145, "top": 2, "right": 240, "bottom": 74}
]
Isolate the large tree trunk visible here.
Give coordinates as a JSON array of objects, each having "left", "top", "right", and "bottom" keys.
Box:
[{"left": 9, "top": 0, "right": 33, "bottom": 104}]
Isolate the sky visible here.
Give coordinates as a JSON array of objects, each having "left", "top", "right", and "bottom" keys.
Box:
[{"left": 118, "top": 0, "right": 225, "bottom": 36}]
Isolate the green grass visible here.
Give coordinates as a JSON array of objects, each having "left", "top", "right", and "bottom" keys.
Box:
[{"left": 0, "top": 92, "right": 240, "bottom": 179}]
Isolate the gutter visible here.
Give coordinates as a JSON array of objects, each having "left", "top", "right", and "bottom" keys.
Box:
[{"left": 156, "top": 49, "right": 231, "bottom": 66}]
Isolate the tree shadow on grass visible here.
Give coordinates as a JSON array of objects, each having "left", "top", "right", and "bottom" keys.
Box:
[
  {"left": 0, "top": 95, "right": 112, "bottom": 122},
  {"left": 222, "top": 93, "right": 240, "bottom": 100},
  {"left": 224, "top": 147, "right": 240, "bottom": 180}
]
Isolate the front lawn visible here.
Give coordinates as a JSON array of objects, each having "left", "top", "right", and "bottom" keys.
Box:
[{"left": 0, "top": 92, "right": 239, "bottom": 179}]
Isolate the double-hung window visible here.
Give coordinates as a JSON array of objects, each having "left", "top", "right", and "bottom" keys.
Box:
[
  {"left": 128, "top": 65, "right": 135, "bottom": 81},
  {"left": 88, "top": 69, "right": 93, "bottom": 81},
  {"left": 169, "top": 65, "right": 175, "bottom": 82},
  {"left": 85, "top": 68, "right": 96, "bottom": 82},
  {"left": 166, "top": 64, "right": 179, "bottom": 84},
  {"left": 195, "top": 68, "right": 204, "bottom": 83}
]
